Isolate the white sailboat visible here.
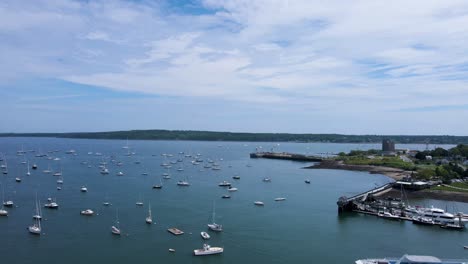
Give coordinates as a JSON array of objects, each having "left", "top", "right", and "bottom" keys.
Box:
[
  {"left": 207, "top": 202, "right": 223, "bottom": 232},
  {"left": 33, "top": 193, "right": 42, "bottom": 219},
  {"left": 145, "top": 202, "right": 153, "bottom": 224},
  {"left": 29, "top": 196, "right": 42, "bottom": 235},
  {"left": 0, "top": 185, "right": 8, "bottom": 216},
  {"left": 26, "top": 161, "right": 31, "bottom": 176},
  {"left": 111, "top": 209, "right": 121, "bottom": 235},
  {"left": 136, "top": 194, "right": 143, "bottom": 206}
]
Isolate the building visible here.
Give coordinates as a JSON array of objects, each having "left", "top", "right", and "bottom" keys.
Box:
[{"left": 382, "top": 139, "right": 395, "bottom": 152}]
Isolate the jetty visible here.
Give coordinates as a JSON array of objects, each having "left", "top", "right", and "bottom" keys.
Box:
[{"left": 250, "top": 152, "right": 322, "bottom": 162}]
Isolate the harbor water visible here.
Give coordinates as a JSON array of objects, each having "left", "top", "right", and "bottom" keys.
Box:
[{"left": 0, "top": 138, "right": 466, "bottom": 264}]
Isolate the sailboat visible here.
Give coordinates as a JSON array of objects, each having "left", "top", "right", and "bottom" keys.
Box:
[
  {"left": 152, "top": 177, "right": 163, "bottom": 189},
  {"left": 0, "top": 185, "right": 8, "bottom": 216},
  {"left": 29, "top": 195, "right": 42, "bottom": 235},
  {"left": 111, "top": 209, "right": 121, "bottom": 235},
  {"left": 33, "top": 193, "right": 42, "bottom": 219},
  {"left": 207, "top": 202, "right": 223, "bottom": 232},
  {"left": 145, "top": 203, "right": 153, "bottom": 224},
  {"left": 136, "top": 194, "right": 143, "bottom": 206},
  {"left": 122, "top": 138, "right": 129, "bottom": 149},
  {"left": 26, "top": 161, "right": 31, "bottom": 176},
  {"left": 103, "top": 193, "right": 111, "bottom": 206},
  {"left": 43, "top": 163, "right": 51, "bottom": 174}
]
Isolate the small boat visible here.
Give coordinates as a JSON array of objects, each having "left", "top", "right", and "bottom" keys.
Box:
[
  {"left": 169, "top": 248, "right": 176, "bottom": 252},
  {"left": 274, "top": 197, "right": 286, "bottom": 201},
  {"left": 377, "top": 211, "right": 400, "bottom": 220},
  {"left": 80, "top": 186, "right": 88, "bottom": 192},
  {"left": 254, "top": 201, "right": 264, "bottom": 206},
  {"left": 218, "top": 181, "right": 231, "bottom": 187},
  {"left": 193, "top": 244, "right": 223, "bottom": 256},
  {"left": 227, "top": 187, "right": 238, "bottom": 192},
  {"left": 232, "top": 175, "right": 240, "bottom": 180},
  {"left": 263, "top": 177, "right": 271, "bottom": 182},
  {"left": 57, "top": 186, "right": 62, "bottom": 190},
  {"left": 57, "top": 178, "right": 63, "bottom": 184},
  {"left": 3, "top": 200, "right": 14, "bottom": 207},
  {"left": 111, "top": 210, "right": 121, "bottom": 235},
  {"left": 32, "top": 164, "right": 37, "bottom": 170},
  {"left": 412, "top": 216, "right": 435, "bottom": 225},
  {"left": 44, "top": 198, "right": 59, "bottom": 209},
  {"left": 80, "top": 209, "right": 94, "bottom": 216},
  {"left": 15, "top": 177, "right": 21, "bottom": 182},
  {"left": 305, "top": 179, "right": 311, "bottom": 184},
  {"left": 100, "top": 167, "right": 109, "bottom": 175},
  {"left": 0, "top": 208, "right": 7, "bottom": 216},
  {"left": 440, "top": 223, "right": 465, "bottom": 230},
  {"left": 145, "top": 203, "right": 153, "bottom": 224},
  {"left": 177, "top": 180, "right": 190, "bottom": 186},
  {"left": 116, "top": 171, "right": 124, "bottom": 176},
  {"left": 200, "top": 231, "right": 210, "bottom": 240},
  {"left": 222, "top": 194, "right": 231, "bottom": 199},
  {"left": 28, "top": 219, "right": 41, "bottom": 235},
  {"left": 355, "top": 254, "right": 468, "bottom": 264},
  {"left": 464, "top": 246, "right": 468, "bottom": 249},
  {"left": 152, "top": 184, "right": 162, "bottom": 189}
]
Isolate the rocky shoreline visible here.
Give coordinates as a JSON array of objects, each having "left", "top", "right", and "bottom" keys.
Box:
[{"left": 306, "top": 159, "right": 468, "bottom": 203}]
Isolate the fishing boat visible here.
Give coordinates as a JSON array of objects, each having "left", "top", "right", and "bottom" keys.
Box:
[
  {"left": 200, "top": 231, "right": 210, "bottom": 240},
  {"left": 145, "top": 203, "right": 153, "bottom": 224},
  {"left": 355, "top": 254, "right": 468, "bottom": 264},
  {"left": 80, "top": 209, "right": 94, "bottom": 216},
  {"left": 207, "top": 202, "right": 223, "bottom": 232},
  {"left": 193, "top": 244, "right": 223, "bottom": 256}
]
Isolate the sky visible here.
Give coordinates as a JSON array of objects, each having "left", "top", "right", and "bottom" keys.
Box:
[{"left": 1, "top": 0, "right": 468, "bottom": 135}]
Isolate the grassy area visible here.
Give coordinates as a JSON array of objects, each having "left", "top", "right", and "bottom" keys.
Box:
[
  {"left": 343, "top": 156, "right": 416, "bottom": 170},
  {"left": 431, "top": 182, "right": 468, "bottom": 193}
]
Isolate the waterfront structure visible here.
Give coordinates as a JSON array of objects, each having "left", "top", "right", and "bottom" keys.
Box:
[{"left": 382, "top": 139, "right": 396, "bottom": 155}]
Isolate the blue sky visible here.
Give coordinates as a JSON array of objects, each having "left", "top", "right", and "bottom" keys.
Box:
[{"left": 1, "top": 0, "right": 468, "bottom": 135}]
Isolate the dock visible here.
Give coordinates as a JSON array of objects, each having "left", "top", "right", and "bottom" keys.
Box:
[
  {"left": 337, "top": 183, "right": 394, "bottom": 213},
  {"left": 167, "top": 228, "right": 184, "bottom": 236},
  {"left": 250, "top": 152, "right": 322, "bottom": 162}
]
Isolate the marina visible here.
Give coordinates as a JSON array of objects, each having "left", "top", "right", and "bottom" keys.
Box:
[{"left": 0, "top": 138, "right": 467, "bottom": 264}]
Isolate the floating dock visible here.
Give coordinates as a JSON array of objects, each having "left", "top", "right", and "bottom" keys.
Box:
[
  {"left": 167, "top": 228, "right": 184, "bottom": 236},
  {"left": 250, "top": 152, "right": 322, "bottom": 162}
]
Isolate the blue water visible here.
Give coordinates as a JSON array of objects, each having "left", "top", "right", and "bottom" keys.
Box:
[{"left": 0, "top": 138, "right": 465, "bottom": 264}]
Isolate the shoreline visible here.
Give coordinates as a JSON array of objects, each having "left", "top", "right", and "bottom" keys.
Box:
[
  {"left": 306, "top": 159, "right": 468, "bottom": 203},
  {"left": 305, "top": 159, "right": 412, "bottom": 180}
]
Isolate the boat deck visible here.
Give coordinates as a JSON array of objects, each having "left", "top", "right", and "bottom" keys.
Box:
[{"left": 167, "top": 228, "right": 184, "bottom": 236}]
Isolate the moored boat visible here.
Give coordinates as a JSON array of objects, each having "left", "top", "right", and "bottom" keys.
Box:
[
  {"left": 193, "top": 244, "right": 223, "bottom": 256},
  {"left": 200, "top": 231, "right": 210, "bottom": 240},
  {"left": 355, "top": 254, "right": 468, "bottom": 264}
]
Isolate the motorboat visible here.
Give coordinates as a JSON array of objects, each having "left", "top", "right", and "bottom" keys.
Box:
[
  {"left": 32, "top": 164, "right": 37, "bottom": 170},
  {"left": 194, "top": 244, "right": 223, "bottom": 256},
  {"left": 218, "top": 181, "right": 231, "bottom": 187},
  {"left": 57, "top": 178, "right": 63, "bottom": 184},
  {"left": 44, "top": 199, "right": 59, "bottom": 209},
  {"left": 100, "top": 167, "right": 109, "bottom": 175},
  {"left": 80, "top": 186, "right": 88, "bottom": 192},
  {"left": 222, "top": 194, "right": 231, "bottom": 199},
  {"left": 254, "top": 201, "right": 264, "bottom": 206},
  {"left": 305, "top": 179, "right": 311, "bottom": 184},
  {"left": 152, "top": 184, "right": 162, "bottom": 189},
  {"left": 177, "top": 180, "right": 190, "bottom": 186},
  {"left": 227, "top": 187, "right": 238, "bottom": 192},
  {"left": 377, "top": 211, "right": 400, "bottom": 220},
  {"left": 412, "top": 216, "right": 435, "bottom": 225},
  {"left": 233, "top": 175, "right": 240, "bottom": 180},
  {"left": 117, "top": 172, "right": 124, "bottom": 176},
  {"left": 0, "top": 208, "right": 7, "bottom": 216},
  {"left": 274, "top": 198, "right": 286, "bottom": 201},
  {"left": 15, "top": 177, "right": 21, "bottom": 182},
  {"left": 28, "top": 221, "right": 41, "bottom": 235},
  {"left": 80, "top": 209, "right": 94, "bottom": 216},
  {"left": 355, "top": 254, "right": 468, "bottom": 264},
  {"left": 263, "top": 177, "right": 271, "bottom": 182},
  {"left": 200, "top": 231, "right": 210, "bottom": 240}
]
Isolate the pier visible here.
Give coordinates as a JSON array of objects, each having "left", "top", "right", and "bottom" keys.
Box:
[
  {"left": 337, "top": 183, "right": 394, "bottom": 213},
  {"left": 249, "top": 152, "right": 323, "bottom": 162}
]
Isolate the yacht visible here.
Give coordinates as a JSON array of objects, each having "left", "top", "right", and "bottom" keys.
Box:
[
  {"left": 412, "top": 216, "right": 435, "bottom": 225},
  {"left": 80, "top": 209, "right": 94, "bottom": 216},
  {"left": 111, "top": 210, "right": 121, "bottom": 235},
  {"left": 222, "top": 194, "right": 231, "bottom": 199},
  {"left": 193, "top": 244, "right": 223, "bottom": 256},
  {"left": 200, "top": 231, "right": 210, "bottom": 240},
  {"left": 416, "top": 206, "right": 456, "bottom": 224},
  {"left": 355, "top": 254, "right": 468, "bottom": 264}
]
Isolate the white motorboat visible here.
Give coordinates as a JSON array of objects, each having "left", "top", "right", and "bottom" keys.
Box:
[
  {"left": 416, "top": 206, "right": 457, "bottom": 224},
  {"left": 16, "top": 177, "right": 21, "bottom": 182},
  {"left": 0, "top": 208, "right": 7, "bottom": 216},
  {"left": 117, "top": 171, "right": 124, "bottom": 176},
  {"left": 3, "top": 200, "right": 13, "bottom": 207},
  {"left": 193, "top": 244, "right": 223, "bottom": 256},
  {"left": 378, "top": 211, "right": 400, "bottom": 220},
  {"left": 200, "top": 231, "right": 210, "bottom": 240},
  {"left": 227, "top": 187, "right": 238, "bottom": 192},
  {"left": 57, "top": 178, "right": 63, "bottom": 184},
  {"left": 254, "top": 201, "right": 264, "bottom": 206},
  {"left": 80, "top": 209, "right": 94, "bottom": 216},
  {"left": 100, "top": 167, "right": 109, "bottom": 175},
  {"left": 177, "top": 180, "right": 190, "bottom": 186},
  {"left": 44, "top": 198, "right": 59, "bottom": 209},
  {"left": 80, "top": 186, "right": 88, "bottom": 192},
  {"left": 263, "top": 177, "right": 271, "bottom": 182},
  {"left": 274, "top": 197, "right": 286, "bottom": 201}
]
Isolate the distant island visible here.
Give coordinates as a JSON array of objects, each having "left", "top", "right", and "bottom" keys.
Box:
[{"left": 1, "top": 129, "right": 468, "bottom": 144}]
